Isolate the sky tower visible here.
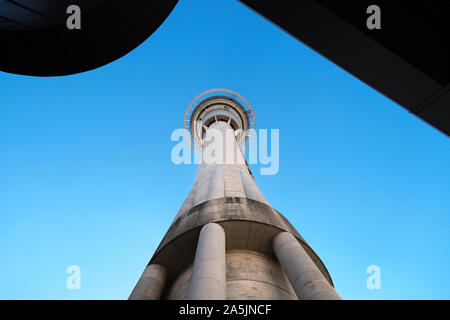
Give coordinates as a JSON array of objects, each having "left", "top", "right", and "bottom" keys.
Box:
[{"left": 129, "top": 89, "right": 341, "bottom": 300}]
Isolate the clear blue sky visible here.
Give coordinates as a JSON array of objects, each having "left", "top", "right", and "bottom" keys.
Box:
[{"left": 0, "top": 0, "right": 449, "bottom": 300}]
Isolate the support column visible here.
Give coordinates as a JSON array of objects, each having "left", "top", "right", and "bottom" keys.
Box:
[
  {"left": 128, "top": 264, "right": 167, "bottom": 300},
  {"left": 188, "top": 223, "right": 226, "bottom": 300},
  {"left": 273, "top": 232, "right": 341, "bottom": 300},
  {"left": 207, "top": 166, "right": 224, "bottom": 200}
]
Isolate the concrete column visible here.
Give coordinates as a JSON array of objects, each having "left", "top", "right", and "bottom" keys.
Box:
[
  {"left": 188, "top": 223, "right": 226, "bottom": 300},
  {"left": 240, "top": 168, "right": 269, "bottom": 205},
  {"left": 273, "top": 232, "right": 341, "bottom": 300},
  {"left": 207, "top": 166, "right": 224, "bottom": 200},
  {"left": 128, "top": 264, "right": 167, "bottom": 300},
  {"left": 175, "top": 186, "right": 196, "bottom": 219}
]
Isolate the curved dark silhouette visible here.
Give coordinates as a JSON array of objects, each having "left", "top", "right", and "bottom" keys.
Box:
[{"left": 0, "top": 0, "right": 178, "bottom": 76}]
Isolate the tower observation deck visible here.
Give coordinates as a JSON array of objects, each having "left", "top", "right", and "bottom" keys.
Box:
[{"left": 129, "top": 89, "right": 341, "bottom": 300}]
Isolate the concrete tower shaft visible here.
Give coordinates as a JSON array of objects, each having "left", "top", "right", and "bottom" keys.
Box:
[{"left": 129, "top": 89, "right": 341, "bottom": 300}]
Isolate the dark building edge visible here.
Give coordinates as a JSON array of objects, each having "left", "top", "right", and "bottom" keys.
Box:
[
  {"left": 239, "top": 0, "right": 450, "bottom": 137},
  {"left": 0, "top": 0, "right": 178, "bottom": 76}
]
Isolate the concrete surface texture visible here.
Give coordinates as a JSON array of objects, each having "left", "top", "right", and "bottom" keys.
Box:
[
  {"left": 129, "top": 264, "right": 167, "bottom": 300},
  {"left": 167, "top": 250, "right": 297, "bottom": 300},
  {"left": 178, "top": 120, "right": 269, "bottom": 211},
  {"left": 187, "top": 223, "right": 227, "bottom": 300},
  {"left": 273, "top": 232, "right": 341, "bottom": 300},
  {"left": 130, "top": 94, "right": 340, "bottom": 300}
]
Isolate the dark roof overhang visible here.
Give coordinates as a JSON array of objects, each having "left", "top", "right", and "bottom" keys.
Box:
[{"left": 0, "top": 0, "right": 178, "bottom": 76}]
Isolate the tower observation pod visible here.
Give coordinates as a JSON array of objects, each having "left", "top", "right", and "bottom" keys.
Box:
[{"left": 129, "top": 89, "right": 341, "bottom": 300}]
